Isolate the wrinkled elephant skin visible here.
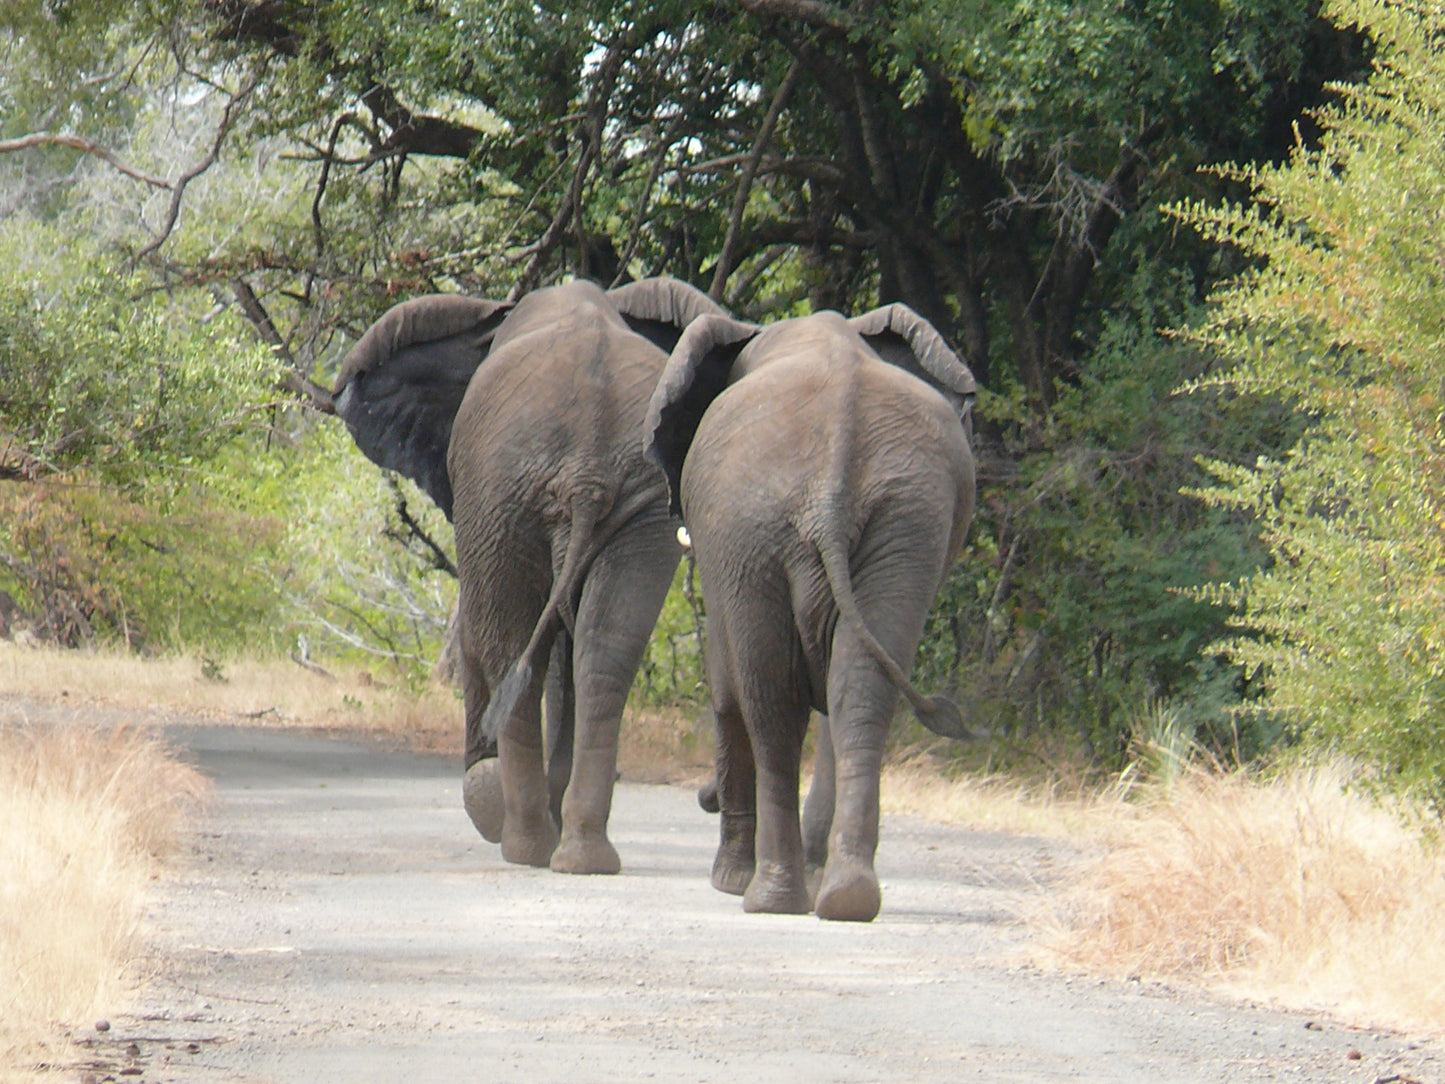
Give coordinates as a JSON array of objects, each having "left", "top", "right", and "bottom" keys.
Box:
[
  {"left": 334, "top": 278, "right": 726, "bottom": 873},
  {"left": 646, "top": 306, "right": 977, "bottom": 920}
]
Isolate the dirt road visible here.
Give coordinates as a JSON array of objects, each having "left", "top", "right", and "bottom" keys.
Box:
[{"left": 62, "top": 722, "right": 1441, "bottom": 1083}]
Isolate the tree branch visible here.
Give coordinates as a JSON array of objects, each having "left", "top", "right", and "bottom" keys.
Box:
[
  {"left": 359, "top": 84, "right": 488, "bottom": 159},
  {"left": 387, "top": 478, "right": 458, "bottom": 578},
  {"left": 734, "top": 0, "right": 853, "bottom": 35},
  {"left": 0, "top": 133, "right": 173, "bottom": 189},
  {"left": 611, "top": 131, "right": 677, "bottom": 287},
  {"left": 710, "top": 59, "right": 802, "bottom": 301},
  {"left": 134, "top": 71, "right": 260, "bottom": 264},
  {"left": 231, "top": 277, "right": 336, "bottom": 413},
  {"left": 511, "top": 33, "right": 636, "bottom": 298}
]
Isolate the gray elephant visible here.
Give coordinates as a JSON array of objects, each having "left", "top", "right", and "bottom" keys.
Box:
[
  {"left": 644, "top": 305, "right": 977, "bottom": 921},
  {"left": 333, "top": 277, "right": 724, "bottom": 873}
]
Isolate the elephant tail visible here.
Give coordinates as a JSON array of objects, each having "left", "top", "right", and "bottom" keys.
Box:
[
  {"left": 816, "top": 533, "right": 974, "bottom": 741},
  {"left": 478, "top": 498, "right": 601, "bottom": 744}
]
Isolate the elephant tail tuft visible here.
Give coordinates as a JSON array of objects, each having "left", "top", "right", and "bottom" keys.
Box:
[
  {"left": 478, "top": 657, "right": 536, "bottom": 744},
  {"left": 816, "top": 533, "right": 975, "bottom": 741}
]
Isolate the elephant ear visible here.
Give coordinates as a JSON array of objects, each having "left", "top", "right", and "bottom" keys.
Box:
[
  {"left": 607, "top": 277, "right": 729, "bottom": 354},
  {"left": 849, "top": 304, "right": 978, "bottom": 418},
  {"left": 643, "top": 314, "right": 760, "bottom": 517},
  {"left": 333, "top": 295, "right": 513, "bottom": 521}
]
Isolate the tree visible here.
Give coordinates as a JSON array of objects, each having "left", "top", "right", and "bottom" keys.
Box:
[
  {"left": 1, "top": 1, "right": 1363, "bottom": 406},
  {"left": 0, "top": 1, "right": 1374, "bottom": 737},
  {"left": 1177, "top": 0, "right": 1445, "bottom": 813}
]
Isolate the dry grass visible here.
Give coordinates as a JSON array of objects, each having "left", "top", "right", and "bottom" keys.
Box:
[
  {"left": 0, "top": 644, "right": 465, "bottom": 754},
  {"left": 0, "top": 643, "right": 721, "bottom": 777},
  {"left": 0, "top": 721, "right": 210, "bottom": 1077},
  {"left": 616, "top": 705, "right": 714, "bottom": 786},
  {"left": 879, "top": 744, "right": 1445, "bottom": 1035},
  {"left": 1040, "top": 763, "right": 1445, "bottom": 1036},
  {"left": 881, "top": 748, "right": 1105, "bottom": 838},
  {"left": 6, "top": 644, "right": 1443, "bottom": 1037}
]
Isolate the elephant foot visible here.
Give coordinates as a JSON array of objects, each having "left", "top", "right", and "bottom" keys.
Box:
[
  {"left": 814, "top": 859, "right": 881, "bottom": 922},
  {"left": 711, "top": 812, "right": 756, "bottom": 896},
  {"left": 742, "top": 861, "right": 810, "bottom": 915},
  {"left": 550, "top": 832, "right": 621, "bottom": 875},
  {"left": 462, "top": 759, "right": 505, "bottom": 843},
  {"left": 500, "top": 817, "right": 559, "bottom": 868},
  {"left": 711, "top": 851, "right": 756, "bottom": 896}
]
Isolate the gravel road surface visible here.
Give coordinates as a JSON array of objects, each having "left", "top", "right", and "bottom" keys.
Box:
[{"left": 50, "top": 721, "right": 1443, "bottom": 1083}]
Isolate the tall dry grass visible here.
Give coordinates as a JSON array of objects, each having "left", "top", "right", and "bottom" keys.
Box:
[
  {"left": 881, "top": 744, "right": 1445, "bottom": 1035},
  {"left": 1041, "top": 763, "right": 1445, "bottom": 1035},
  {"left": 0, "top": 722, "right": 209, "bottom": 1076}
]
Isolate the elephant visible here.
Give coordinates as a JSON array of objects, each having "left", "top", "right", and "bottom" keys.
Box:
[
  {"left": 644, "top": 304, "right": 977, "bottom": 921},
  {"left": 333, "top": 277, "right": 725, "bottom": 873}
]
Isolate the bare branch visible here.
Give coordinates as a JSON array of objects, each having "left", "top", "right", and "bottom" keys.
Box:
[
  {"left": 511, "top": 35, "right": 635, "bottom": 298},
  {"left": 0, "top": 132, "right": 173, "bottom": 189},
  {"left": 231, "top": 278, "right": 336, "bottom": 413},
  {"left": 710, "top": 58, "right": 802, "bottom": 301},
  {"left": 134, "top": 71, "right": 261, "bottom": 264},
  {"left": 311, "top": 111, "right": 358, "bottom": 262},
  {"left": 610, "top": 131, "right": 677, "bottom": 287},
  {"left": 386, "top": 478, "right": 458, "bottom": 578},
  {"left": 724, "top": 243, "right": 789, "bottom": 308}
]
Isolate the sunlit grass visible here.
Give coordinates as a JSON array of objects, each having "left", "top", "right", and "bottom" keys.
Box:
[
  {"left": 885, "top": 742, "right": 1445, "bottom": 1036},
  {"left": 0, "top": 644, "right": 464, "bottom": 753},
  {"left": 1039, "top": 762, "right": 1445, "bottom": 1035},
  {"left": 0, "top": 722, "right": 209, "bottom": 1078}
]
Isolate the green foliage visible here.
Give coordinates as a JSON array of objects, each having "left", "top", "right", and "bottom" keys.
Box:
[
  {"left": 0, "top": 0, "right": 1372, "bottom": 778},
  {"left": 0, "top": 215, "right": 291, "bottom": 653},
  {"left": 0, "top": 218, "right": 279, "bottom": 483},
  {"left": 918, "top": 254, "right": 1286, "bottom": 766},
  {"left": 275, "top": 422, "right": 457, "bottom": 682},
  {"left": 0, "top": 474, "right": 288, "bottom": 652},
  {"left": 909, "top": 0, "right": 1320, "bottom": 161},
  {"left": 634, "top": 557, "right": 709, "bottom": 709},
  {"left": 1174, "top": 0, "right": 1445, "bottom": 814}
]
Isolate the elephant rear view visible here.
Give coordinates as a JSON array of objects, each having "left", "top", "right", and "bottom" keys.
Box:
[
  {"left": 645, "top": 305, "right": 977, "bottom": 921},
  {"left": 333, "top": 277, "right": 725, "bottom": 875}
]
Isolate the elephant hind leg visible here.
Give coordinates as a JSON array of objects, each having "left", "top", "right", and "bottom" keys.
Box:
[
  {"left": 705, "top": 624, "right": 756, "bottom": 897},
  {"left": 497, "top": 658, "right": 559, "bottom": 868},
  {"left": 550, "top": 520, "right": 679, "bottom": 876},
  {"left": 738, "top": 688, "right": 811, "bottom": 916},
  {"left": 461, "top": 661, "right": 504, "bottom": 843},
  {"left": 801, "top": 713, "right": 836, "bottom": 906},
  {"left": 711, "top": 701, "right": 757, "bottom": 898}
]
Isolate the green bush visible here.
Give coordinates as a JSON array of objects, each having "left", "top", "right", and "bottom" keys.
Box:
[
  {"left": 0, "top": 218, "right": 289, "bottom": 653},
  {"left": 633, "top": 557, "right": 709, "bottom": 709},
  {"left": 1174, "top": 0, "right": 1445, "bottom": 814},
  {"left": 917, "top": 267, "right": 1285, "bottom": 767}
]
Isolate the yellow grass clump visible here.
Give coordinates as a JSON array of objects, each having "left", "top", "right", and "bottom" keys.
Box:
[
  {"left": 1045, "top": 762, "right": 1445, "bottom": 1035},
  {"left": 0, "top": 644, "right": 464, "bottom": 753},
  {"left": 0, "top": 721, "right": 210, "bottom": 1075}
]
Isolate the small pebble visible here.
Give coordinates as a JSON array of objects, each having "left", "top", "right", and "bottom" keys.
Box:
[{"left": 94, "top": 1020, "right": 110, "bottom": 1033}]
